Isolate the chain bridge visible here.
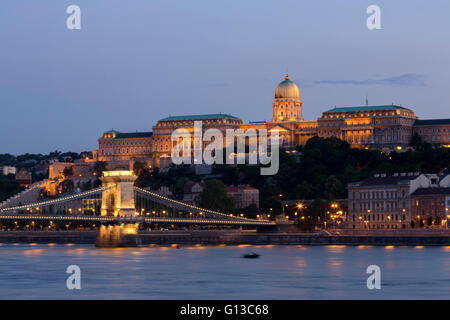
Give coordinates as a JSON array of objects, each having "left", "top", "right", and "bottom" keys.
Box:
[{"left": 0, "top": 171, "right": 274, "bottom": 227}]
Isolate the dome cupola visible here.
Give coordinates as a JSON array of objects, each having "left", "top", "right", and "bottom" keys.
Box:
[
  {"left": 272, "top": 73, "right": 304, "bottom": 122},
  {"left": 274, "top": 74, "right": 300, "bottom": 99}
]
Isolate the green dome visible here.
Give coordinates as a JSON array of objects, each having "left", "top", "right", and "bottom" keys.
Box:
[{"left": 275, "top": 74, "right": 300, "bottom": 99}]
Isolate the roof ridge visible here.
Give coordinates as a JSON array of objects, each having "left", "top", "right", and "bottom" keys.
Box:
[
  {"left": 160, "top": 114, "right": 241, "bottom": 121},
  {"left": 324, "top": 105, "right": 411, "bottom": 113}
]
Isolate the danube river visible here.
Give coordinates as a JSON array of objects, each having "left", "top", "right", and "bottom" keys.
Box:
[{"left": 0, "top": 244, "right": 449, "bottom": 299}]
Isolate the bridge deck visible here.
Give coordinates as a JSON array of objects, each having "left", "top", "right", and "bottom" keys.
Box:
[{"left": 0, "top": 214, "right": 275, "bottom": 226}]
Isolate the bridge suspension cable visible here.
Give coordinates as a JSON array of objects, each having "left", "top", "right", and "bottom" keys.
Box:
[
  {"left": 0, "top": 186, "right": 114, "bottom": 213},
  {"left": 134, "top": 187, "right": 270, "bottom": 223}
]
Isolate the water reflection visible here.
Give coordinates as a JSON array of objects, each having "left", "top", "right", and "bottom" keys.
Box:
[
  {"left": 0, "top": 244, "right": 448, "bottom": 299},
  {"left": 325, "top": 245, "right": 346, "bottom": 253}
]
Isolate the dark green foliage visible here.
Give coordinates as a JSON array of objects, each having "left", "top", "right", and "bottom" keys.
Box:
[
  {"left": 0, "top": 175, "right": 24, "bottom": 202},
  {"left": 426, "top": 216, "right": 433, "bottom": 227},
  {"left": 238, "top": 203, "right": 259, "bottom": 219},
  {"left": 211, "top": 137, "right": 450, "bottom": 207},
  {"left": 130, "top": 137, "right": 450, "bottom": 217},
  {"left": 296, "top": 198, "right": 327, "bottom": 231},
  {"left": 93, "top": 161, "right": 107, "bottom": 177},
  {"left": 198, "top": 179, "right": 235, "bottom": 212},
  {"left": 0, "top": 151, "right": 83, "bottom": 169},
  {"left": 62, "top": 166, "right": 74, "bottom": 178}
]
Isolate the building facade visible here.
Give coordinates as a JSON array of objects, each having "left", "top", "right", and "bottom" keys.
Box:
[
  {"left": 318, "top": 106, "right": 417, "bottom": 150},
  {"left": 95, "top": 130, "right": 154, "bottom": 162},
  {"left": 348, "top": 173, "right": 450, "bottom": 229},
  {"left": 226, "top": 185, "right": 259, "bottom": 209},
  {"left": 411, "top": 188, "right": 450, "bottom": 227},
  {"left": 93, "top": 73, "right": 450, "bottom": 165},
  {"left": 348, "top": 173, "right": 430, "bottom": 229},
  {"left": 183, "top": 182, "right": 259, "bottom": 209},
  {"left": 0, "top": 166, "right": 17, "bottom": 176},
  {"left": 413, "top": 119, "right": 450, "bottom": 145},
  {"left": 15, "top": 168, "right": 32, "bottom": 187}
]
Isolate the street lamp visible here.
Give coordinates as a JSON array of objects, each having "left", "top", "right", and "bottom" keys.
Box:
[{"left": 446, "top": 212, "right": 450, "bottom": 229}]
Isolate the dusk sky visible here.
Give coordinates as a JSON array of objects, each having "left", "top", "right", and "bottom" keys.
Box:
[{"left": 1, "top": 0, "right": 449, "bottom": 154}]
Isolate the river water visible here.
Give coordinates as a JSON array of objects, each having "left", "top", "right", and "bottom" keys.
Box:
[{"left": 0, "top": 244, "right": 449, "bottom": 299}]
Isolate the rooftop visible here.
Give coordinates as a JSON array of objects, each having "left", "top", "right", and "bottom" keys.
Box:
[
  {"left": 160, "top": 114, "right": 241, "bottom": 121},
  {"left": 355, "top": 174, "right": 420, "bottom": 187},
  {"left": 226, "top": 185, "right": 258, "bottom": 192},
  {"left": 102, "top": 131, "right": 153, "bottom": 139},
  {"left": 324, "top": 105, "right": 412, "bottom": 113},
  {"left": 414, "top": 119, "right": 450, "bottom": 126},
  {"left": 412, "top": 187, "right": 450, "bottom": 196}
]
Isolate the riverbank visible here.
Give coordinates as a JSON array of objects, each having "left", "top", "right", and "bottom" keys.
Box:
[{"left": 0, "top": 230, "right": 449, "bottom": 246}]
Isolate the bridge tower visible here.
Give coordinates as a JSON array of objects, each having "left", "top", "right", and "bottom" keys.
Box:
[{"left": 100, "top": 171, "right": 137, "bottom": 218}]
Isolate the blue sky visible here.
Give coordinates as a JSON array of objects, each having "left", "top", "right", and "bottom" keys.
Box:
[{"left": 1, "top": 0, "right": 450, "bottom": 154}]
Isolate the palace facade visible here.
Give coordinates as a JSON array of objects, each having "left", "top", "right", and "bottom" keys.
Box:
[{"left": 93, "top": 73, "right": 450, "bottom": 164}]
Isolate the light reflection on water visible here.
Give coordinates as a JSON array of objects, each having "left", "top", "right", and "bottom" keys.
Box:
[{"left": 0, "top": 244, "right": 449, "bottom": 299}]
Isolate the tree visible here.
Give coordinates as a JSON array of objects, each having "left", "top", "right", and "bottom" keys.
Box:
[
  {"left": 324, "top": 175, "right": 344, "bottom": 200},
  {"left": 93, "top": 161, "right": 107, "bottom": 177},
  {"left": 434, "top": 215, "right": 442, "bottom": 226},
  {"left": 0, "top": 176, "right": 23, "bottom": 202},
  {"left": 134, "top": 162, "right": 154, "bottom": 188},
  {"left": 420, "top": 219, "right": 425, "bottom": 227},
  {"left": 62, "top": 166, "right": 74, "bottom": 178},
  {"left": 82, "top": 180, "right": 92, "bottom": 191},
  {"left": 133, "top": 161, "right": 147, "bottom": 176},
  {"left": 259, "top": 177, "right": 282, "bottom": 214},
  {"left": 239, "top": 203, "right": 260, "bottom": 219},
  {"left": 173, "top": 177, "right": 188, "bottom": 196},
  {"left": 198, "top": 179, "right": 235, "bottom": 212},
  {"left": 59, "top": 179, "right": 74, "bottom": 194},
  {"left": 297, "top": 199, "right": 326, "bottom": 231}
]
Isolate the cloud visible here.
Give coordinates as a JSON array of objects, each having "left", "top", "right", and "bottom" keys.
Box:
[{"left": 315, "top": 73, "right": 426, "bottom": 87}]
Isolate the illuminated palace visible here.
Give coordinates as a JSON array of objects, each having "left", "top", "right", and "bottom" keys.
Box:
[{"left": 93, "top": 73, "right": 450, "bottom": 164}]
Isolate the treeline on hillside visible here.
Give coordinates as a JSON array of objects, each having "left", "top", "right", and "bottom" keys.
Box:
[
  {"left": 0, "top": 151, "right": 83, "bottom": 168},
  {"left": 133, "top": 136, "right": 450, "bottom": 214},
  {"left": 0, "top": 151, "right": 88, "bottom": 202}
]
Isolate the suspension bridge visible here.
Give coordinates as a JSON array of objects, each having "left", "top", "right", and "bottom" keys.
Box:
[{"left": 0, "top": 171, "right": 274, "bottom": 227}]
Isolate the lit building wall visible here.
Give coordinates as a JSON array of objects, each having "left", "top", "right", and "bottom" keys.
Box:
[
  {"left": 92, "top": 74, "right": 450, "bottom": 166},
  {"left": 413, "top": 119, "right": 450, "bottom": 145},
  {"left": 318, "top": 106, "right": 417, "bottom": 150}
]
